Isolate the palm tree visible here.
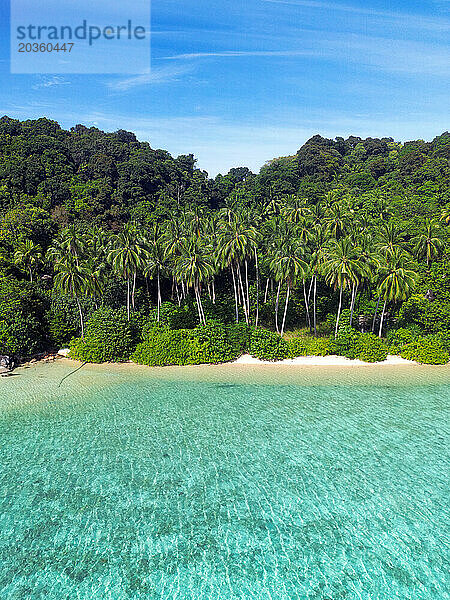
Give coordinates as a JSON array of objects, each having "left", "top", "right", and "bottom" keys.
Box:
[
  {"left": 441, "top": 206, "right": 450, "bottom": 225},
  {"left": 217, "top": 217, "right": 258, "bottom": 324},
  {"left": 412, "top": 219, "right": 445, "bottom": 268},
  {"left": 145, "top": 225, "right": 167, "bottom": 322},
  {"left": 173, "top": 238, "right": 215, "bottom": 325},
  {"left": 53, "top": 259, "right": 97, "bottom": 338},
  {"left": 269, "top": 239, "right": 308, "bottom": 336},
  {"left": 324, "top": 202, "right": 349, "bottom": 240},
  {"left": 107, "top": 224, "right": 149, "bottom": 320},
  {"left": 13, "top": 239, "right": 42, "bottom": 282},
  {"left": 322, "top": 237, "right": 362, "bottom": 337},
  {"left": 376, "top": 247, "right": 418, "bottom": 337}
]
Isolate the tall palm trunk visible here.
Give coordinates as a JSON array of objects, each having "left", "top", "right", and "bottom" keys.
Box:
[
  {"left": 157, "top": 269, "right": 161, "bottom": 322},
  {"left": 29, "top": 267, "right": 33, "bottom": 283},
  {"left": 349, "top": 283, "right": 356, "bottom": 327},
  {"left": 275, "top": 281, "right": 281, "bottom": 333},
  {"left": 76, "top": 297, "right": 84, "bottom": 339},
  {"left": 254, "top": 248, "right": 260, "bottom": 327},
  {"left": 371, "top": 296, "right": 381, "bottom": 332},
  {"left": 132, "top": 272, "right": 137, "bottom": 310},
  {"left": 231, "top": 265, "right": 239, "bottom": 323},
  {"left": 303, "top": 279, "right": 311, "bottom": 330},
  {"left": 378, "top": 300, "right": 387, "bottom": 338},
  {"left": 126, "top": 277, "right": 130, "bottom": 321},
  {"left": 237, "top": 264, "right": 249, "bottom": 324},
  {"left": 280, "top": 284, "right": 290, "bottom": 337},
  {"left": 335, "top": 284, "right": 343, "bottom": 338},
  {"left": 245, "top": 259, "right": 250, "bottom": 318},
  {"left": 195, "top": 285, "right": 206, "bottom": 325},
  {"left": 313, "top": 276, "right": 317, "bottom": 337},
  {"left": 264, "top": 278, "right": 270, "bottom": 303}
]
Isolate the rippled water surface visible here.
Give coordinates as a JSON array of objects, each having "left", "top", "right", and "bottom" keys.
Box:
[{"left": 1, "top": 362, "right": 449, "bottom": 599}]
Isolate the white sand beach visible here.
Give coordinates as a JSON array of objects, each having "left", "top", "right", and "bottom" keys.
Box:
[{"left": 233, "top": 353, "right": 418, "bottom": 366}]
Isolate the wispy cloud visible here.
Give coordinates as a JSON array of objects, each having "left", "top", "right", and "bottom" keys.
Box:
[
  {"left": 107, "top": 65, "right": 193, "bottom": 91},
  {"left": 163, "top": 49, "right": 321, "bottom": 59},
  {"left": 262, "top": 0, "right": 450, "bottom": 31},
  {"left": 32, "top": 76, "right": 70, "bottom": 90},
  {"left": 163, "top": 33, "right": 450, "bottom": 77}
]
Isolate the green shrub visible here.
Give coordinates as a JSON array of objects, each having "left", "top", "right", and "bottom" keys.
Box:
[
  {"left": 288, "top": 338, "right": 308, "bottom": 358},
  {"left": 354, "top": 333, "right": 388, "bottom": 363},
  {"left": 132, "top": 329, "right": 200, "bottom": 366},
  {"left": 400, "top": 339, "right": 449, "bottom": 365},
  {"left": 302, "top": 337, "right": 331, "bottom": 356},
  {"left": 425, "top": 331, "right": 450, "bottom": 353},
  {"left": 47, "top": 294, "right": 96, "bottom": 347},
  {"left": 69, "top": 307, "right": 137, "bottom": 362},
  {"left": 227, "top": 322, "right": 252, "bottom": 356},
  {"left": 330, "top": 325, "right": 360, "bottom": 359},
  {"left": 150, "top": 301, "right": 198, "bottom": 329},
  {"left": 386, "top": 326, "right": 422, "bottom": 348},
  {"left": 249, "top": 328, "right": 290, "bottom": 361},
  {"left": 132, "top": 321, "right": 247, "bottom": 367},
  {"left": 398, "top": 295, "right": 450, "bottom": 334},
  {"left": 194, "top": 320, "right": 237, "bottom": 363},
  {"left": 0, "top": 278, "right": 47, "bottom": 355}
]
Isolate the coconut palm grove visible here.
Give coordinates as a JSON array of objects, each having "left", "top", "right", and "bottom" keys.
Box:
[{"left": 0, "top": 116, "right": 449, "bottom": 366}]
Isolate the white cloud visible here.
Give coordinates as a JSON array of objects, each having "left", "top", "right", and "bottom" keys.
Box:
[
  {"left": 107, "top": 65, "right": 193, "bottom": 91},
  {"left": 32, "top": 76, "right": 70, "bottom": 90},
  {"left": 262, "top": 0, "right": 450, "bottom": 32}
]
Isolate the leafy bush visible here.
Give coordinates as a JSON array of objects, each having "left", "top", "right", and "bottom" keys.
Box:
[
  {"left": 0, "top": 277, "right": 47, "bottom": 355},
  {"left": 400, "top": 339, "right": 449, "bottom": 365},
  {"left": 386, "top": 326, "right": 422, "bottom": 347},
  {"left": 304, "top": 336, "right": 332, "bottom": 356},
  {"left": 47, "top": 294, "right": 96, "bottom": 347},
  {"left": 249, "top": 328, "right": 290, "bottom": 361},
  {"left": 69, "top": 307, "right": 138, "bottom": 362},
  {"left": 227, "top": 322, "right": 252, "bottom": 356},
  {"left": 150, "top": 301, "right": 198, "bottom": 329},
  {"left": 132, "top": 321, "right": 249, "bottom": 366},
  {"left": 194, "top": 320, "right": 238, "bottom": 363},
  {"left": 132, "top": 329, "right": 200, "bottom": 366},
  {"left": 398, "top": 295, "right": 450, "bottom": 334},
  {"left": 330, "top": 325, "right": 360, "bottom": 359},
  {"left": 354, "top": 333, "right": 388, "bottom": 363},
  {"left": 288, "top": 338, "right": 308, "bottom": 357},
  {"left": 329, "top": 326, "right": 388, "bottom": 362}
]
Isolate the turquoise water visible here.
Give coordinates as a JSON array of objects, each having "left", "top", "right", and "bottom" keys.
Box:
[{"left": 1, "top": 363, "right": 449, "bottom": 599}]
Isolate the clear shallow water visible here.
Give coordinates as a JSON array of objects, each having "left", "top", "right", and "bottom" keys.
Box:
[{"left": 1, "top": 363, "right": 449, "bottom": 599}]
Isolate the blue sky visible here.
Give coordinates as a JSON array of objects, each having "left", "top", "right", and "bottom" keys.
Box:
[{"left": 0, "top": 0, "right": 449, "bottom": 175}]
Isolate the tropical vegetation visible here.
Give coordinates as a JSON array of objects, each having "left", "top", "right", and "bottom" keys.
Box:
[{"left": 0, "top": 117, "right": 448, "bottom": 364}]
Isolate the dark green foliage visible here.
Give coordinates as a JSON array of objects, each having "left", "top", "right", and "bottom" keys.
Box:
[
  {"left": 330, "top": 325, "right": 360, "bottom": 359},
  {"left": 288, "top": 338, "right": 308, "bottom": 357},
  {"left": 249, "top": 328, "right": 290, "bottom": 361},
  {"left": 387, "top": 326, "right": 423, "bottom": 347},
  {"left": 400, "top": 339, "right": 449, "bottom": 365},
  {"left": 226, "top": 322, "right": 252, "bottom": 356},
  {"left": 354, "top": 333, "right": 388, "bottom": 363},
  {"left": 150, "top": 301, "right": 198, "bottom": 329},
  {"left": 0, "top": 117, "right": 449, "bottom": 361},
  {"left": 69, "top": 307, "right": 138, "bottom": 362},
  {"left": 398, "top": 295, "right": 450, "bottom": 334},
  {"left": 330, "top": 326, "right": 388, "bottom": 362},
  {"left": 47, "top": 294, "right": 95, "bottom": 347},
  {"left": 0, "top": 278, "right": 46, "bottom": 355},
  {"left": 132, "top": 329, "right": 199, "bottom": 367},
  {"left": 132, "top": 321, "right": 250, "bottom": 366}
]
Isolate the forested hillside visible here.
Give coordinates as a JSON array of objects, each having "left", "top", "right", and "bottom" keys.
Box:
[{"left": 0, "top": 115, "right": 449, "bottom": 365}]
